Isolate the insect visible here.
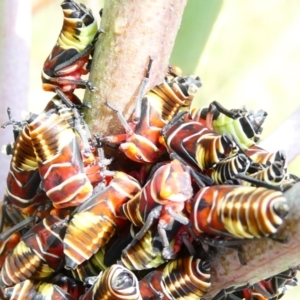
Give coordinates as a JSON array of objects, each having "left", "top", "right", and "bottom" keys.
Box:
[
  {"left": 119, "top": 220, "right": 182, "bottom": 271},
  {"left": 45, "top": 89, "right": 94, "bottom": 157},
  {"left": 1, "top": 110, "right": 51, "bottom": 239},
  {"left": 244, "top": 146, "right": 295, "bottom": 185},
  {"left": 63, "top": 171, "right": 141, "bottom": 270},
  {"left": 102, "top": 60, "right": 202, "bottom": 163},
  {"left": 162, "top": 111, "right": 240, "bottom": 171},
  {"left": 204, "top": 153, "right": 251, "bottom": 184},
  {"left": 187, "top": 185, "right": 289, "bottom": 241},
  {"left": 2, "top": 111, "right": 51, "bottom": 219},
  {"left": 4, "top": 274, "right": 85, "bottom": 300},
  {"left": 70, "top": 223, "right": 133, "bottom": 281},
  {"left": 245, "top": 145, "right": 287, "bottom": 169},
  {"left": 2, "top": 95, "right": 105, "bottom": 222},
  {"left": 43, "top": 91, "right": 112, "bottom": 188},
  {"left": 139, "top": 255, "right": 211, "bottom": 300},
  {"left": 4, "top": 281, "right": 74, "bottom": 300},
  {"left": 189, "top": 101, "right": 267, "bottom": 150},
  {"left": 0, "top": 203, "right": 21, "bottom": 269},
  {"left": 0, "top": 215, "right": 66, "bottom": 288},
  {"left": 0, "top": 231, "right": 21, "bottom": 270},
  {"left": 119, "top": 159, "right": 193, "bottom": 260},
  {"left": 42, "top": 0, "right": 102, "bottom": 93},
  {"left": 27, "top": 107, "right": 93, "bottom": 209},
  {"left": 236, "top": 161, "right": 287, "bottom": 187},
  {"left": 80, "top": 264, "right": 142, "bottom": 300}
]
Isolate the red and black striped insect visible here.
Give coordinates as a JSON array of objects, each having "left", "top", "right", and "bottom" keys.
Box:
[
  {"left": 102, "top": 60, "right": 202, "bottom": 163},
  {"left": 1, "top": 111, "right": 50, "bottom": 244},
  {"left": 42, "top": 0, "right": 102, "bottom": 93},
  {"left": 1, "top": 92, "right": 100, "bottom": 214},
  {"left": 204, "top": 153, "right": 252, "bottom": 184},
  {"left": 119, "top": 220, "right": 182, "bottom": 271},
  {"left": 27, "top": 107, "right": 93, "bottom": 209},
  {"left": 4, "top": 281, "right": 75, "bottom": 300},
  {"left": 4, "top": 274, "right": 85, "bottom": 300},
  {"left": 162, "top": 111, "right": 240, "bottom": 171},
  {"left": 244, "top": 146, "right": 295, "bottom": 186},
  {"left": 1, "top": 112, "right": 52, "bottom": 224},
  {"left": 190, "top": 100, "right": 267, "bottom": 150},
  {"left": 0, "top": 231, "right": 21, "bottom": 271},
  {"left": 70, "top": 223, "right": 133, "bottom": 281},
  {"left": 43, "top": 91, "right": 113, "bottom": 188},
  {"left": 187, "top": 184, "right": 289, "bottom": 241},
  {"left": 44, "top": 89, "right": 95, "bottom": 157},
  {"left": 139, "top": 255, "right": 211, "bottom": 300},
  {"left": 71, "top": 221, "right": 189, "bottom": 280},
  {"left": 235, "top": 161, "right": 287, "bottom": 187},
  {"left": 80, "top": 264, "right": 142, "bottom": 300},
  {"left": 0, "top": 215, "right": 66, "bottom": 288},
  {"left": 0, "top": 203, "right": 21, "bottom": 270},
  {"left": 119, "top": 159, "right": 193, "bottom": 260},
  {"left": 245, "top": 145, "right": 287, "bottom": 169},
  {"left": 63, "top": 171, "right": 141, "bottom": 269}
]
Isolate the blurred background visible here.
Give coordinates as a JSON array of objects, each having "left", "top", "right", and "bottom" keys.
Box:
[{"left": 0, "top": 0, "right": 300, "bottom": 298}]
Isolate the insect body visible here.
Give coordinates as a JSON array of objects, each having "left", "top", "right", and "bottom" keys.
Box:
[
  {"left": 139, "top": 256, "right": 211, "bottom": 300},
  {"left": 42, "top": 0, "right": 101, "bottom": 93},
  {"left": 188, "top": 185, "right": 289, "bottom": 240},
  {"left": 237, "top": 161, "right": 287, "bottom": 187},
  {"left": 119, "top": 159, "right": 193, "bottom": 259},
  {"left": 0, "top": 231, "right": 21, "bottom": 271},
  {"left": 80, "top": 264, "right": 142, "bottom": 300},
  {"left": 119, "top": 220, "right": 182, "bottom": 271},
  {"left": 205, "top": 153, "right": 251, "bottom": 184},
  {"left": 3, "top": 118, "right": 48, "bottom": 214},
  {"left": 43, "top": 92, "right": 112, "bottom": 188},
  {"left": 63, "top": 171, "right": 141, "bottom": 269},
  {"left": 245, "top": 146, "right": 287, "bottom": 169},
  {"left": 162, "top": 111, "right": 240, "bottom": 171},
  {"left": 102, "top": 63, "right": 202, "bottom": 163},
  {"left": 4, "top": 274, "right": 85, "bottom": 300},
  {"left": 0, "top": 205, "right": 21, "bottom": 269},
  {"left": 70, "top": 223, "right": 133, "bottom": 281},
  {"left": 28, "top": 108, "right": 93, "bottom": 209},
  {"left": 0, "top": 215, "right": 66, "bottom": 287},
  {"left": 190, "top": 101, "right": 267, "bottom": 150}
]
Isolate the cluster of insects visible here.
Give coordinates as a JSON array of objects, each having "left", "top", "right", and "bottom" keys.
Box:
[{"left": 0, "top": 0, "right": 299, "bottom": 299}]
